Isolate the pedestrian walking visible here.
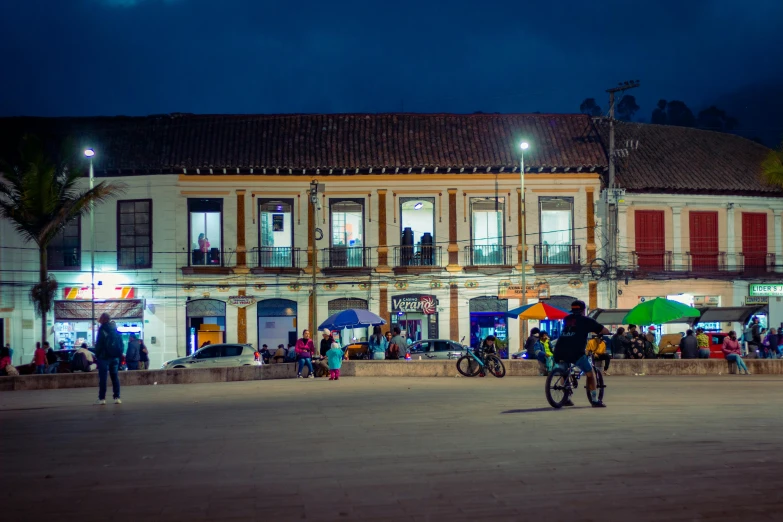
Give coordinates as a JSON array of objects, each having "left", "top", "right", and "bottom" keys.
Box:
[
  {"left": 326, "top": 337, "right": 345, "bottom": 380},
  {"left": 722, "top": 331, "right": 750, "bottom": 375},
  {"left": 368, "top": 325, "right": 386, "bottom": 360},
  {"left": 125, "top": 333, "right": 141, "bottom": 370},
  {"left": 45, "top": 345, "right": 59, "bottom": 374},
  {"left": 33, "top": 342, "right": 47, "bottom": 374},
  {"left": 696, "top": 328, "right": 710, "bottom": 359},
  {"left": 94, "top": 313, "right": 124, "bottom": 405},
  {"left": 139, "top": 338, "right": 149, "bottom": 369},
  {"left": 679, "top": 330, "right": 699, "bottom": 359},
  {"left": 295, "top": 329, "right": 315, "bottom": 378}
]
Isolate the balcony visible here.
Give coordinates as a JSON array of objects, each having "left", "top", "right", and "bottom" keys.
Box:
[
  {"left": 738, "top": 252, "right": 776, "bottom": 276},
  {"left": 463, "top": 245, "right": 513, "bottom": 273},
  {"left": 181, "top": 248, "right": 234, "bottom": 275},
  {"left": 250, "top": 247, "right": 303, "bottom": 275},
  {"left": 631, "top": 251, "right": 673, "bottom": 273},
  {"left": 321, "top": 246, "right": 373, "bottom": 276},
  {"left": 533, "top": 244, "right": 581, "bottom": 268},
  {"left": 685, "top": 251, "right": 727, "bottom": 274},
  {"left": 47, "top": 248, "right": 81, "bottom": 271},
  {"left": 392, "top": 245, "right": 443, "bottom": 275}
]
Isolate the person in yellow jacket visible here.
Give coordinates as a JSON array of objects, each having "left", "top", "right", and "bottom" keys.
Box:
[{"left": 586, "top": 335, "right": 611, "bottom": 376}]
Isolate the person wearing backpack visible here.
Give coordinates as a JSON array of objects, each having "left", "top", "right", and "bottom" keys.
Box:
[{"left": 94, "top": 313, "right": 124, "bottom": 405}]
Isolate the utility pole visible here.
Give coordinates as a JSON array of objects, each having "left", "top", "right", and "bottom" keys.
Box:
[
  {"left": 309, "top": 180, "right": 323, "bottom": 335},
  {"left": 605, "top": 80, "right": 640, "bottom": 309}
]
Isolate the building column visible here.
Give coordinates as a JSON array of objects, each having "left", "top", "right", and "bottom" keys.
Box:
[
  {"left": 775, "top": 212, "right": 782, "bottom": 273},
  {"left": 586, "top": 188, "right": 596, "bottom": 263},
  {"left": 726, "top": 205, "right": 736, "bottom": 270},
  {"left": 376, "top": 189, "right": 391, "bottom": 273},
  {"left": 449, "top": 282, "right": 459, "bottom": 340},
  {"left": 306, "top": 199, "right": 314, "bottom": 272},
  {"left": 589, "top": 281, "right": 598, "bottom": 310},
  {"left": 235, "top": 189, "right": 248, "bottom": 273},
  {"left": 237, "top": 289, "right": 247, "bottom": 343},
  {"left": 446, "top": 189, "right": 460, "bottom": 272},
  {"left": 672, "top": 206, "right": 683, "bottom": 270},
  {"left": 617, "top": 205, "right": 628, "bottom": 264},
  {"left": 379, "top": 281, "right": 390, "bottom": 327}
]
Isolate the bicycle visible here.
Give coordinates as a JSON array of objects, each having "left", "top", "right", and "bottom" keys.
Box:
[
  {"left": 544, "top": 353, "right": 605, "bottom": 408},
  {"left": 456, "top": 347, "right": 506, "bottom": 378}
]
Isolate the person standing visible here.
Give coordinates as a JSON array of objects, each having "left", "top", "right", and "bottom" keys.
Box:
[
  {"left": 33, "top": 342, "right": 47, "bottom": 374},
  {"left": 125, "top": 334, "right": 141, "bottom": 370},
  {"left": 368, "top": 325, "right": 387, "bottom": 360},
  {"left": 765, "top": 328, "right": 779, "bottom": 359},
  {"left": 695, "top": 328, "right": 710, "bottom": 359},
  {"left": 626, "top": 325, "right": 638, "bottom": 341},
  {"left": 295, "top": 329, "right": 315, "bottom": 378},
  {"left": 388, "top": 326, "right": 406, "bottom": 360},
  {"left": 611, "top": 327, "right": 630, "bottom": 360},
  {"left": 94, "top": 313, "right": 124, "bottom": 405},
  {"left": 748, "top": 317, "right": 762, "bottom": 357},
  {"left": 679, "top": 330, "right": 699, "bottom": 359},
  {"left": 326, "top": 338, "right": 345, "bottom": 380},
  {"left": 722, "top": 331, "right": 750, "bottom": 374},
  {"left": 138, "top": 338, "right": 150, "bottom": 370}
]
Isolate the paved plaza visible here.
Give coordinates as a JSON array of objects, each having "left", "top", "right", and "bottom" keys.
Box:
[{"left": 2, "top": 375, "right": 783, "bottom": 521}]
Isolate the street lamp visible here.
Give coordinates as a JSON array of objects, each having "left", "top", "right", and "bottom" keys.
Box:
[
  {"left": 84, "top": 148, "right": 96, "bottom": 345},
  {"left": 519, "top": 141, "right": 529, "bottom": 350}
]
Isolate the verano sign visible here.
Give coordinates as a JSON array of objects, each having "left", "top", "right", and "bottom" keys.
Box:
[{"left": 748, "top": 284, "right": 783, "bottom": 297}]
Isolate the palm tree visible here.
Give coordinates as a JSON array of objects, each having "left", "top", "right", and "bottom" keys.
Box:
[
  {"left": 0, "top": 135, "right": 124, "bottom": 345},
  {"left": 762, "top": 142, "right": 783, "bottom": 187}
]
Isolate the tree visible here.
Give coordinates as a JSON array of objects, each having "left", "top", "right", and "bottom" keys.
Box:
[
  {"left": 651, "top": 100, "right": 668, "bottom": 124},
  {"left": 762, "top": 142, "right": 783, "bottom": 187},
  {"left": 616, "top": 95, "right": 640, "bottom": 121},
  {"left": 0, "top": 135, "right": 123, "bottom": 345},
  {"left": 665, "top": 101, "right": 696, "bottom": 127},
  {"left": 579, "top": 98, "right": 602, "bottom": 117},
  {"left": 697, "top": 105, "right": 738, "bottom": 132}
]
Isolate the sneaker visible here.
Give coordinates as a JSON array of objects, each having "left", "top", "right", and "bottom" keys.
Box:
[
  {"left": 307, "top": 374, "right": 314, "bottom": 379},
  {"left": 114, "top": 398, "right": 122, "bottom": 405},
  {"left": 329, "top": 377, "right": 334, "bottom": 381},
  {"left": 335, "top": 376, "right": 339, "bottom": 380},
  {"left": 603, "top": 371, "right": 611, "bottom": 376},
  {"left": 94, "top": 399, "right": 106, "bottom": 406},
  {"left": 591, "top": 400, "right": 607, "bottom": 408},
  {"left": 297, "top": 374, "right": 303, "bottom": 378},
  {"left": 563, "top": 399, "right": 575, "bottom": 407}
]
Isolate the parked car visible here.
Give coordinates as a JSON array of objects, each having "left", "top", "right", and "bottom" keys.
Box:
[
  {"left": 408, "top": 339, "right": 468, "bottom": 359},
  {"left": 162, "top": 344, "right": 261, "bottom": 369}
]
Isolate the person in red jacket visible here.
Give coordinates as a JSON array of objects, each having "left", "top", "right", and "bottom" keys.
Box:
[
  {"left": 295, "top": 329, "right": 315, "bottom": 378},
  {"left": 33, "top": 342, "right": 47, "bottom": 374},
  {"left": 722, "top": 331, "right": 749, "bottom": 375}
]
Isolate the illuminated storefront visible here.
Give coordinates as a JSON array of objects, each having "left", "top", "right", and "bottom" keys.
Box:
[{"left": 53, "top": 286, "right": 143, "bottom": 348}]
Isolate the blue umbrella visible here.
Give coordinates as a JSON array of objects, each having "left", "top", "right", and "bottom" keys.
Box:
[{"left": 318, "top": 309, "right": 386, "bottom": 330}]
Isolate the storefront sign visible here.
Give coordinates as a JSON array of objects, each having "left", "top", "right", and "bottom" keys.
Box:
[
  {"left": 749, "top": 284, "right": 783, "bottom": 297},
  {"left": 693, "top": 295, "right": 720, "bottom": 306},
  {"left": 499, "top": 283, "right": 549, "bottom": 299},
  {"left": 745, "top": 296, "right": 769, "bottom": 305},
  {"left": 63, "top": 286, "right": 135, "bottom": 300},
  {"left": 392, "top": 294, "right": 437, "bottom": 314},
  {"left": 228, "top": 296, "right": 257, "bottom": 308}
]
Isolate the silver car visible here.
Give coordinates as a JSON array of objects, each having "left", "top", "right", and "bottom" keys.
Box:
[
  {"left": 408, "top": 339, "right": 469, "bottom": 360},
  {"left": 162, "top": 344, "right": 261, "bottom": 369}
]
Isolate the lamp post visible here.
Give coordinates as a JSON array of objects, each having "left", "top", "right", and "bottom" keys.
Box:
[
  {"left": 309, "top": 180, "right": 320, "bottom": 337},
  {"left": 84, "top": 148, "right": 96, "bottom": 345},
  {"left": 519, "top": 142, "right": 529, "bottom": 351}
]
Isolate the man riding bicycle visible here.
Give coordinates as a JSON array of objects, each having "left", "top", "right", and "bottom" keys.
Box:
[{"left": 552, "top": 300, "right": 610, "bottom": 408}]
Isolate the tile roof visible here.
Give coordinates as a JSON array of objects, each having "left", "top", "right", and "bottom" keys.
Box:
[
  {"left": 0, "top": 113, "right": 607, "bottom": 174},
  {"left": 599, "top": 121, "right": 781, "bottom": 196}
]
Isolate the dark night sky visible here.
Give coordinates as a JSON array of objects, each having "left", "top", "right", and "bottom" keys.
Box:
[{"left": 2, "top": 0, "right": 782, "bottom": 144}]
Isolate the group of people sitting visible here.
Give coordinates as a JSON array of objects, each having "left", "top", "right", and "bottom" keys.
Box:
[{"left": 524, "top": 328, "right": 611, "bottom": 376}]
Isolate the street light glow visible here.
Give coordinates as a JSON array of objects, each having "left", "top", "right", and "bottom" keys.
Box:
[
  {"left": 520, "top": 142, "right": 529, "bottom": 150},
  {"left": 84, "top": 148, "right": 95, "bottom": 157}
]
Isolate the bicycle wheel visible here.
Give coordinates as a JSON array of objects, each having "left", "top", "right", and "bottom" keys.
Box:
[
  {"left": 545, "top": 367, "right": 571, "bottom": 408},
  {"left": 485, "top": 355, "right": 506, "bottom": 378},
  {"left": 456, "top": 355, "right": 481, "bottom": 377},
  {"left": 585, "top": 369, "right": 605, "bottom": 403}
]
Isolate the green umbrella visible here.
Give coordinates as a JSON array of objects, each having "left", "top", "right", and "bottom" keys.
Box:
[{"left": 621, "top": 297, "right": 700, "bottom": 325}]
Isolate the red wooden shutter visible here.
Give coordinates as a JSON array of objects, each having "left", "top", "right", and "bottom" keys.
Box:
[
  {"left": 689, "top": 211, "right": 719, "bottom": 270},
  {"left": 635, "top": 210, "right": 665, "bottom": 269},
  {"left": 742, "top": 213, "right": 767, "bottom": 269}
]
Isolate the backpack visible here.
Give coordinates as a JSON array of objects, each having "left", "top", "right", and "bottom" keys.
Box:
[
  {"left": 104, "top": 328, "right": 124, "bottom": 359},
  {"left": 387, "top": 343, "right": 400, "bottom": 359}
]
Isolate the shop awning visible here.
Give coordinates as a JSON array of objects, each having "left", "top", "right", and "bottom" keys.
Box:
[
  {"left": 588, "top": 309, "right": 632, "bottom": 325},
  {"left": 54, "top": 300, "right": 144, "bottom": 321},
  {"left": 694, "top": 306, "right": 765, "bottom": 325}
]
